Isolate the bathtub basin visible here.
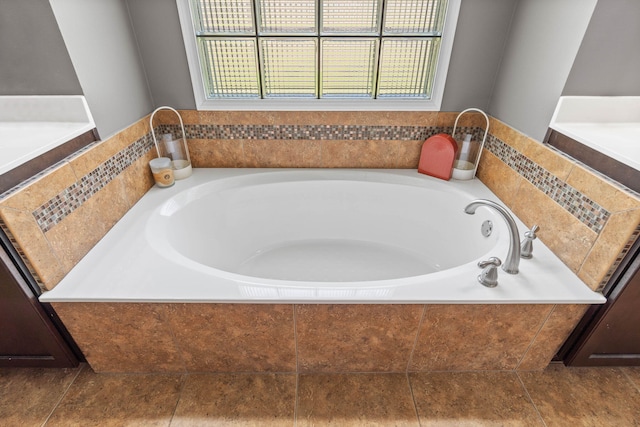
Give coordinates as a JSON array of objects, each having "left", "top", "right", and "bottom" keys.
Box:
[{"left": 40, "top": 169, "right": 605, "bottom": 304}]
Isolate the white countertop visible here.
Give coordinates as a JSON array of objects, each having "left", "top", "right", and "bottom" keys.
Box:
[
  {"left": 0, "top": 96, "right": 95, "bottom": 175},
  {"left": 550, "top": 96, "right": 640, "bottom": 171}
]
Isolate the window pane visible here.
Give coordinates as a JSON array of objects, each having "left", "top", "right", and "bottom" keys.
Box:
[
  {"left": 199, "top": 38, "right": 261, "bottom": 98},
  {"left": 321, "top": 39, "right": 378, "bottom": 98},
  {"left": 383, "top": 0, "right": 447, "bottom": 35},
  {"left": 258, "top": 0, "right": 316, "bottom": 34},
  {"left": 321, "top": 0, "right": 381, "bottom": 35},
  {"left": 260, "top": 38, "right": 317, "bottom": 98},
  {"left": 377, "top": 38, "right": 439, "bottom": 98},
  {"left": 192, "top": 0, "right": 255, "bottom": 34}
]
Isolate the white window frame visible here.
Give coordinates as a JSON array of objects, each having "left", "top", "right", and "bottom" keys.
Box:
[{"left": 176, "top": 0, "right": 460, "bottom": 111}]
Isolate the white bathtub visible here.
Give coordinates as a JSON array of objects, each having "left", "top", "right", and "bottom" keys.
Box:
[{"left": 40, "top": 169, "right": 605, "bottom": 304}]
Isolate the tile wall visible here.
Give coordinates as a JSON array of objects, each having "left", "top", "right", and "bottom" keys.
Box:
[
  {"left": 2, "top": 110, "right": 635, "bottom": 293},
  {"left": 51, "top": 302, "right": 587, "bottom": 373}
]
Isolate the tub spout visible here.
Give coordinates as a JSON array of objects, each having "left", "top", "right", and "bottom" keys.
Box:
[{"left": 464, "top": 199, "right": 521, "bottom": 274}]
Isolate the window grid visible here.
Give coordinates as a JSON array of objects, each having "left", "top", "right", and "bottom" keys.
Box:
[{"left": 191, "top": 0, "right": 447, "bottom": 99}]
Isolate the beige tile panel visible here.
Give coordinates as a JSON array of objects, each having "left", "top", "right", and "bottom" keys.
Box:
[
  {"left": 0, "top": 365, "right": 81, "bottom": 427},
  {"left": 621, "top": 367, "right": 640, "bottom": 392},
  {"left": 476, "top": 150, "right": 526, "bottom": 207},
  {"left": 517, "top": 304, "right": 589, "bottom": 371},
  {"left": 410, "top": 371, "right": 543, "bottom": 426},
  {"left": 45, "top": 367, "right": 183, "bottom": 426},
  {"left": 519, "top": 365, "right": 640, "bottom": 426},
  {"left": 577, "top": 268, "right": 602, "bottom": 293},
  {"left": 297, "top": 373, "right": 419, "bottom": 426},
  {"left": 244, "top": 139, "right": 322, "bottom": 168},
  {"left": 488, "top": 117, "right": 529, "bottom": 152},
  {"left": 320, "top": 140, "right": 401, "bottom": 168},
  {"left": 520, "top": 137, "right": 575, "bottom": 181},
  {"left": 567, "top": 163, "right": 640, "bottom": 213},
  {"left": 172, "top": 374, "right": 296, "bottom": 427},
  {"left": 51, "top": 303, "right": 185, "bottom": 373},
  {"left": 119, "top": 148, "right": 156, "bottom": 207},
  {"left": 44, "top": 176, "right": 131, "bottom": 272},
  {"left": 188, "top": 139, "right": 245, "bottom": 168},
  {"left": 436, "top": 111, "right": 488, "bottom": 129},
  {"left": 409, "top": 304, "right": 552, "bottom": 371},
  {"left": 0, "top": 161, "right": 77, "bottom": 211},
  {"left": 396, "top": 139, "right": 423, "bottom": 169},
  {"left": 579, "top": 209, "right": 640, "bottom": 289},
  {"left": 69, "top": 116, "right": 151, "bottom": 178},
  {"left": 295, "top": 304, "right": 423, "bottom": 373},
  {"left": 511, "top": 180, "right": 598, "bottom": 273},
  {"left": 0, "top": 207, "right": 65, "bottom": 289},
  {"left": 165, "top": 304, "right": 296, "bottom": 372}
]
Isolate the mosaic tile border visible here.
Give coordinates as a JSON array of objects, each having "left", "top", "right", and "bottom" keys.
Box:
[
  {"left": 32, "top": 132, "right": 155, "bottom": 233},
  {"left": 9, "top": 122, "right": 614, "bottom": 239},
  {"left": 484, "top": 134, "right": 610, "bottom": 234},
  {"left": 161, "top": 123, "right": 460, "bottom": 141}
]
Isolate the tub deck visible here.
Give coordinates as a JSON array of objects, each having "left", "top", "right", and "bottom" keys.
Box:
[{"left": 40, "top": 168, "right": 604, "bottom": 304}]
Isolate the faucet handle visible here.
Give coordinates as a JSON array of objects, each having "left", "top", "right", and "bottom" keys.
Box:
[
  {"left": 521, "top": 225, "right": 539, "bottom": 259},
  {"left": 477, "top": 257, "right": 501, "bottom": 288},
  {"left": 525, "top": 224, "right": 539, "bottom": 239}
]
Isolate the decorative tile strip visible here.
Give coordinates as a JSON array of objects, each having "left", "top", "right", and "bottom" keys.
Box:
[
  {"left": 160, "top": 123, "right": 446, "bottom": 141},
  {"left": 485, "top": 134, "right": 610, "bottom": 234},
  {"left": 32, "top": 132, "right": 155, "bottom": 233},
  {"left": 26, "top": 122, "right": 614, "bottom": 239}
]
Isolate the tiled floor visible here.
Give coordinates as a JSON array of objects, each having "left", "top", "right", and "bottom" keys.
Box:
[{"left": 2, "top": 364, "right": 640, "bottom": 426}]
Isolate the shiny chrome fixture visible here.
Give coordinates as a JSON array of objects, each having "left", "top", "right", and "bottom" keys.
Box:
[{"left": 464, "top": 199, "right": 521, "bottom": 274}]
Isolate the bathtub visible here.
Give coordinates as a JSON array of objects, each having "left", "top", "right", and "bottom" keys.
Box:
[{"left": 40, "top": 169, "right": 604, "bottom": 304}]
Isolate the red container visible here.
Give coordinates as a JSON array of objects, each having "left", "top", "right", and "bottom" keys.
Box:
[{"left": 417, "top": 133, "right": 457, "bottom": 180}]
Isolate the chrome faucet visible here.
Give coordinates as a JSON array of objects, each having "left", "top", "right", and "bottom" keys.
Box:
[{"left": 464, "top": 199, "right": 521, "bottom": 274}]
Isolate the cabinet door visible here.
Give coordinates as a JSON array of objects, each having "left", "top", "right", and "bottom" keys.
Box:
[
  {"left": 567, "top": 259, "right": 640, "bottom": 366},
  {"left": 0, "top": 247, "right": 79, "bottom": 367}
]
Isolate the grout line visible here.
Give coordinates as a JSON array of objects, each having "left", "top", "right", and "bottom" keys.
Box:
[
  {"left": 406, "top": 304, "right": 427, "bottom": 372},
  {"left": 515, "top": 370, "right": 548, "bottom": 427},
  {"left": 40, "top": 363, "right": 86, "bottom": 427},
  {"left": 406, "top": 371, "right": 422, "bottom": 425},
  {"left": 294, "top": 372, "right": 299, "bottom": 427},
  {"left": 293, "top": 305, "right": 299, "bottom": 426},
  {"left": 514, "top": 305, "right": 556, "bottom": 371},
  {"left": 168, "top": 373, "right": 189, "bottom": 426}
]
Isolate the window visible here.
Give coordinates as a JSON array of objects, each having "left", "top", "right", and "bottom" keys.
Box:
[{"left": 177, "top": 0, "right": 460, "bottom": 110}]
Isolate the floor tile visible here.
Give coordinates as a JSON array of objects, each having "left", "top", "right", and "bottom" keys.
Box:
[
  {"left": 519, "top": 365, "right": 640, "bottom": 426},
  {"left": 0, "top": 365, "right": 80, "bottom": 427},
  {"left": 410, "top": 371, "right": 544, "bottom": 426},
  {"left": 621, "top": 367, "right": 640, "bottom": 392},
  {"left": 297, "top": 373, "right": 419, "bottom": 426},
  {"left": 170, "top": 373, "right": 296, "bottom": 426},
  {"left": 44, "top": 367, "right": 183, "bottom": 426}
]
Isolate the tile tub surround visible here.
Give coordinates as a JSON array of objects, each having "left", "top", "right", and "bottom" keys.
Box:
[
  {"left": 50, "top": 302, "right": 587, "bottom": 373},
  {"left": 5, "top": 109, "right": 630, "bottom": 294},
  {"left": 0, "top": 116, "right": 157, "bottom": 290}
]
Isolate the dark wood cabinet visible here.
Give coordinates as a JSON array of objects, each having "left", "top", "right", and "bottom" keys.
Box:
[
  {"left": 561, "top": 235, "right": 640, "bottom": 366},
  {"left": 0, "top": 230, "right": 81, "bottom": 368}
]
